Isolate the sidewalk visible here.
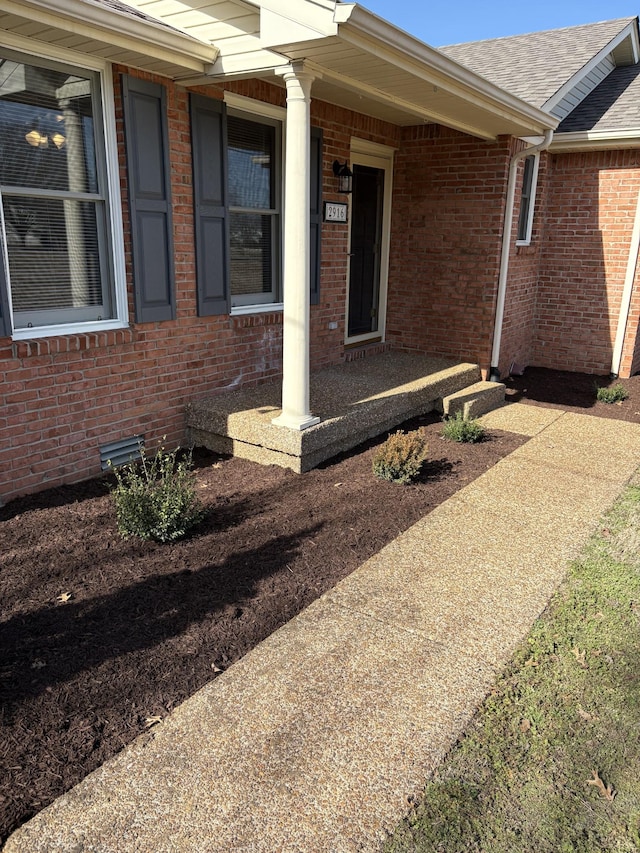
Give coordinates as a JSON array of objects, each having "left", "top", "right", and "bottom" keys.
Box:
[{"left": 6, "top": 404, "right": 640, "bottom": 853}]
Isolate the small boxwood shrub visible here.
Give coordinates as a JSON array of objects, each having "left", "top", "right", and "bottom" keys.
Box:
[
  {"left": 109, "top": 441, "right": 204, "bottom": 543},
  {"left": 596, "top": 382, "right": 628, "bottom": 404},
  {"left": 442, "top": 410, "right": 486, "bottom": 443},
  {"left": 372, "top": 429, "right": 428, "bottom": 485}
]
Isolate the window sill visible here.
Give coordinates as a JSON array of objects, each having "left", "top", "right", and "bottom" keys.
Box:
[
  {"left": 231, "top": 308, "right": 283, "bottom": 331},
  {"left": 230, "top": 303, "right": 284, "bottom": 316},
  {"left": 10, "top": 326, "right": 134, "bottom": 359},
  {"left": 12, "top": 318, "right": 129, "bottom": 341},
  {"left": 516, "top": 241, "right": 537, "bottom": 256}
]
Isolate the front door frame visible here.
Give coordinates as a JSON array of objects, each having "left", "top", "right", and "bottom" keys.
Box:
[{"left": 345, "top": 137, "right": 395, "bottom": 346}]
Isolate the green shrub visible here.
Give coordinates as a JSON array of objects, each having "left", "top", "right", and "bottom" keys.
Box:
[
  {"left": 372, "top": 429, "right": 429, "bottom": 485},
  {"left": 596, "top": 382, "right": 629, "bottom": 404},
  {"left": 109, "top": 441, "right": 204, "bottom": 543},
  {"left": 442, "top": 410, "right": 486, "bottom": 443}
]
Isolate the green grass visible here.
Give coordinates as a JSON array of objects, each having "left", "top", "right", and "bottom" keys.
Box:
[{"left": 385, "top": 482, "right": 640, "bottom": 853}]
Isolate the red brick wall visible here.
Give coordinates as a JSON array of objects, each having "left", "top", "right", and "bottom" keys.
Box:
[
  {"left": 386, "top": 125, "right": 511, "bottom": 373},
  {"left": 533, "top": 149, "right": 640, "bottom": 376},
  {"left": 0, "top": 70, "right": 400, "bottom": 503},
  {"left": 497, "top": 148, "right": 549, "bottom": 377}
]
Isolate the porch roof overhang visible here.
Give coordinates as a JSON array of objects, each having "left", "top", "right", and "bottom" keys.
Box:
[
  {"left": 0, "top": 0, "right": 218, "bottom": 78},
  {"left": 179, "top": 1, "right": 558, "bottom": 141}
]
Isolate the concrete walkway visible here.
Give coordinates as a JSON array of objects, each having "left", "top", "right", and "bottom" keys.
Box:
[{"left": 6, "top": 405, "right": 640, "bottom": 853}]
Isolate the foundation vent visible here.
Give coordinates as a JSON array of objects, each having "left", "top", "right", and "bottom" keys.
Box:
[{"left": 100, "top": 435, "right": 144, "bottom": 470}]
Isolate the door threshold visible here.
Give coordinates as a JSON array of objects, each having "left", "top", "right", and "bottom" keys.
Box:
[{"left": 345, "top": 336, "right": 382, "bottom": 350}]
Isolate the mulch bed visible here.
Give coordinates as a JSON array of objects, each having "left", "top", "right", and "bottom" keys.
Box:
[
  {"left": 504, "top": 366, "right": 640, "bottom": 421},
  {"left": 1, "top": 366, "right": 639, "bottom": 843}
]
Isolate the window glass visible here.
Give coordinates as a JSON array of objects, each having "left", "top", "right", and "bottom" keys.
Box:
[
  {"left": 230, "top": 212, "right": 273, "bottom": 297},
  {"left": 0, "top": 53, "right": 111, "bottom": 330},
  {"left": 0, "top": 61, "right": 97, "bottom": 193},
  {"left": 517, "top": 154, "right": 537, "bottom": 243},
  {"left": 227, "top": 115, "right": 274, "bottom": 210},
  {"left": 227, "top": 111, "right": 280, "bottom": 306},
  {"left": 4, "top": 195, "right": 103, "bottom": 316}
]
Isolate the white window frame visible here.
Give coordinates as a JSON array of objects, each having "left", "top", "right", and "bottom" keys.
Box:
[
  {"left": 224, "top": 93, "right": 285, "bottom": 315},
  {"left": 516, "top": 153, "right": 540, "bottom": 246},
  {"left": 0, "top": 32, "right": 127, "bottom": 340}
]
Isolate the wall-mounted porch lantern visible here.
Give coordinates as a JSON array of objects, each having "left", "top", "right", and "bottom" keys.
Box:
[{"left": 333, "top": 159, "right": 353, "bottom": 194}]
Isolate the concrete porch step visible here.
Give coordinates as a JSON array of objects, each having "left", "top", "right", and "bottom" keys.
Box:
[
  {"left": 441, "top": 380, "right": 506, "bottom": 419},
  {"left": 186, "top": 353, "right": 485, "bottom": 473}
]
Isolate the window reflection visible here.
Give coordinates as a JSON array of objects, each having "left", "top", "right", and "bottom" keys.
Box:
[{"left": 0, "top": 55, "right": 108, "bottom": 327}]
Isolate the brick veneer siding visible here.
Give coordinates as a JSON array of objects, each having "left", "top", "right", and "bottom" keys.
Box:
[
  {"left": 0, "top": 68, "right": 400, "bottom": 504},
  {"left": 497, "top": 149, "right": 549, "bottom": 377},
  {"left": 386, "top": 125, "right": 512, "bottom": 373},
  {"left": 533, "top": 149, "right": 640, "bottom": 377}
]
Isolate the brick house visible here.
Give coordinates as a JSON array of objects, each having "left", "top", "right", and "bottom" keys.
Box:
[{"left": 0, "top": 2, "right": 639, "bottom": 502}]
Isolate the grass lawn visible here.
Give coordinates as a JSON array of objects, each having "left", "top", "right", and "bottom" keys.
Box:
[{"left": 385, "top": 480, "right": 640, "bottom": 853}]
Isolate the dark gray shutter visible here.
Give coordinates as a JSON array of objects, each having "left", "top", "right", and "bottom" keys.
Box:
[
  {"left": 122, "top": 75, "right": 175, "bottom": 323},
  {"left": 310, "top": 126, "right": 323, "bottom": 305},
  {"left": 190, "top": 94, "right": 229, "bottom": 316}
]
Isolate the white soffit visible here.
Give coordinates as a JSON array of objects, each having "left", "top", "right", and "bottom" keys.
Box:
[
  {"left": 120, "top": 0, "right": 558, "bottom": 138},
  {"left": 0, "top": 0, "right": 218, "bottom": 77},
  {"left": 124, "top": 0, "right": 287, "bottom": 79},
  {"left": 258, "top": 2, "right": 556, "bottom": 139}
]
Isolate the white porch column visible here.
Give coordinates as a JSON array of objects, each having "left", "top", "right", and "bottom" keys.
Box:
[{"left": 272, "top": 63, "right": 320, "bottom": 430}]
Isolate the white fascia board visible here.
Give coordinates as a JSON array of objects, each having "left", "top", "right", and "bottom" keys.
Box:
[
  {"left": 199, "top": 48, "right": 289, "bottom": 81},
  {"left": 543, "top": 21, "right": 639, "bottom": 115},
  {"left": 4, "top": 0, "right": 218, "bottom": 68},
  {"left": 259, "top": 0, "right": 339, "bottom": 43},
  {"left": 551, "top": 128, "right": 640, "bottom": 151},
  {"left": 260, "top": 9, "right": 336, "bottom": 46},
  {"left": 332, "top": 5, "right": 557, "bottom": 136}
]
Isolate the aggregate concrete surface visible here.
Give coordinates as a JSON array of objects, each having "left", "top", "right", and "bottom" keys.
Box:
[{"left": 6, "top": 404, "right": 640, "bottom": 853}]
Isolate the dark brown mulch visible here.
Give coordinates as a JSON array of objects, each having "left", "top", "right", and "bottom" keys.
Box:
[
  {"left": 504, "top": 366, "right": 640, "bottom": 422},
  {"left": 1, "top": 367, "right": 639, "bottom": 843}
]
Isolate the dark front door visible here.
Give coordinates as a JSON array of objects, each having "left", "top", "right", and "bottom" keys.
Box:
[{"left": 348, "top": 164, "right": 384, "bottom": 338}]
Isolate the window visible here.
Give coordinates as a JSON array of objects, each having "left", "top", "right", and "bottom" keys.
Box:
[
  {"left": 516, "top": 153, "right": 540, "bottom": 245},
  {"left": 227, "top": 111, "right": 281, "bottom": 307},
  {"left": 0, "top": 49, "right": 122, "bottom": 336},
  {"left": 189, "top": 93, "right": 322, "bottom": 317}
]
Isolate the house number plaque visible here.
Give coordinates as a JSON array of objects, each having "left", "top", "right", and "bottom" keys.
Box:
[{"left": 324, "top": 201, "right": 348, "bottom": 223}]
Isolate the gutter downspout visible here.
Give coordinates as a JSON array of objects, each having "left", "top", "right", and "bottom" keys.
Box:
[
  {"left": 610, "top": 185, "right": 640, "bottom": 377},
  {"left": 489, "top": 128, "right": 554, "bottom": 381}
]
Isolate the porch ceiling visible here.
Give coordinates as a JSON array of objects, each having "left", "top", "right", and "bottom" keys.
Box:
[
  {"left": 237, "top": 3, "right": 558, "bottom": 140},
  {"left": 283, "top": 37, "right": 549, "bottom": 139},
  {"left": 0, "top": 0, "right": 217, "bottom": 77},
  {"left": 125, "top": 0, "right": 557, "bottom": 140}
]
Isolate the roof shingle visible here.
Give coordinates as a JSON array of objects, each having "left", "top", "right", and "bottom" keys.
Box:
[
  {"left": 86, "top": 0, "right": 191, "bottom": 36},
  {"left": 557, "top": 63, "right": 640, "bottom": 132},
  {"left": 440, "top": 18, "right": 636, "bottom": 108}
]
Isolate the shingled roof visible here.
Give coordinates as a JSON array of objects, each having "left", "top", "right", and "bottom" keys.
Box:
[
  {"left": 557, "top": 63, "right": 640, "bottom": 132},
  {"left": 88, "top": 0, "right": 192, "bottom": 36},
  {"left": 440, "top": 18, "right": 636, "bottom": 109}
]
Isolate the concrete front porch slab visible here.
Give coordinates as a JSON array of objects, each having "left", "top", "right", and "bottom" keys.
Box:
[{"left": 186, "top": 352, "right": 482, "bottom": 472}]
